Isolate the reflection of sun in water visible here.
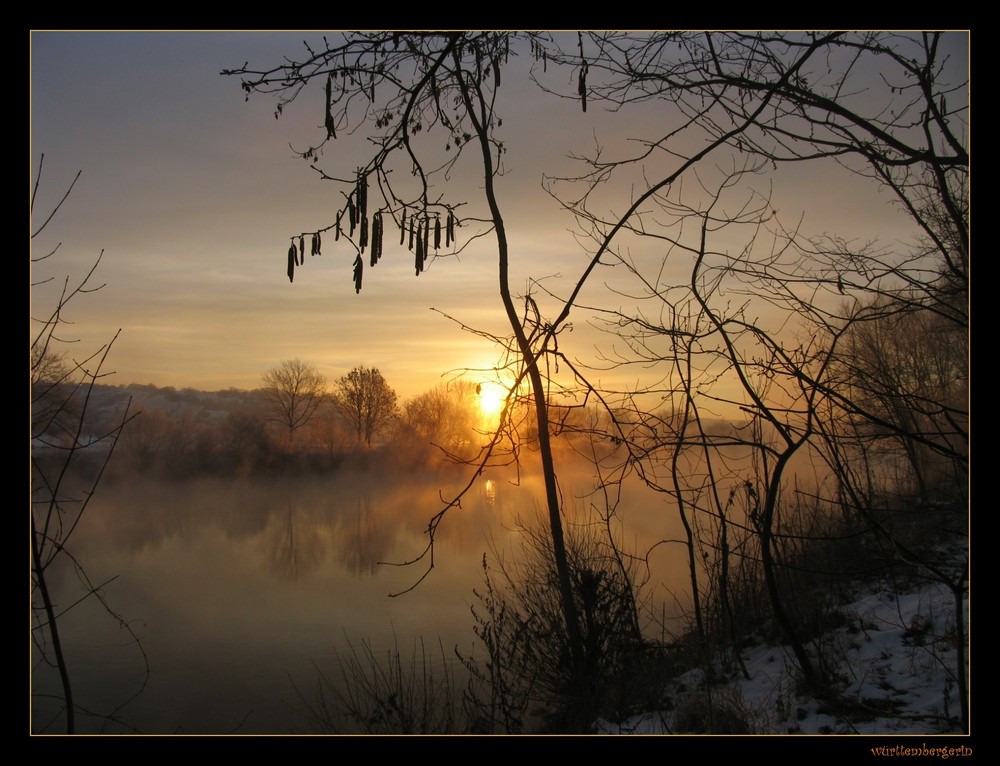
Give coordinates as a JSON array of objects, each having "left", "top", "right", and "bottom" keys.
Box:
[
  {"left": 477, "top": 381, "right": 506, "bottom": 420},
  {"left": 482, "top": 478, "right": 496, "bottom": 507}
]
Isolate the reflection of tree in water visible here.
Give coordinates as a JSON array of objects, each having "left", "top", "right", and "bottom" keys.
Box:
[
  {"left": 262, "top": 501, "right": 328, "bottom": 580},
  {"left": 86, "top": 478, "right": 277, "bottom": 553},
  {"left": 337, "top": 495, "right": 394, "bottom": 576}
]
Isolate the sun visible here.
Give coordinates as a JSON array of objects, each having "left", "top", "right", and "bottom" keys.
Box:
[{"left": 477, "top": 381, "right": 506, "bottom": 420}]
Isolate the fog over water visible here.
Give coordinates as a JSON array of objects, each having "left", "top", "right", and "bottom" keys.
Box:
[
  {"left": 30, "top": 32, "right": 968, "bottom": 739},
  {"left": 32, "top": 447, "right": 703, "bottom": 734}
]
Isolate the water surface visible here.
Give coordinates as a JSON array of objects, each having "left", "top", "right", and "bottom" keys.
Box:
[{"left": 31, "top": 456, "right": 688, "bottom": 734}]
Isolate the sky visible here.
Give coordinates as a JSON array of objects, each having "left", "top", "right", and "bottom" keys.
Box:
[{"left": 29, "top": 31, "right": 966, "bottom": 403}]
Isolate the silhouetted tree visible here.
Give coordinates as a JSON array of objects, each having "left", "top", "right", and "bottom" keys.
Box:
[
  {"left": 225, "top": 36, "right": 610, "bottom": 711},
  {"left": 260, "top": 358, "right": 327, "bottom": 447},
  {"left": 335, "top": 365, "right": 398, "bottom": 447},
  {"left": 398, "top": 381, "right": 478, "bottom": 457},
  {"left": 31, "top": 155, "right": 141, "bottom": 733},
  {"left": 541, "top": 31, "right": 967, "bottom": 709},
  {"left": 226, "top": 32, "right": 968, "bottom": 728}
]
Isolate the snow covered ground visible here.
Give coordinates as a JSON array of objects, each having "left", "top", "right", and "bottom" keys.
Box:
[{"left": 596, "top": 574, "right": 968, "bottom": 738}]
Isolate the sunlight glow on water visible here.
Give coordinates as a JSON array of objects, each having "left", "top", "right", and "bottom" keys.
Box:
[
  {"left": 482, "top": 478, "right": 496, "bottom": 506},
  {"left": 31, "top": 453, "right": 693, "bottom": 734}
]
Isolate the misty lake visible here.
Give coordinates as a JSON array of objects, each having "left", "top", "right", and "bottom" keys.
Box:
[{"left": 31, "top": 452, "right": 690, "bottom": 734}]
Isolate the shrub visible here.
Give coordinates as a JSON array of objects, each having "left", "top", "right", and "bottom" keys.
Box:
[
  {"left": 460, "top": 515, "right": 663, "bottom": 732},
  {"left": 298, "top": 635, "right": 467, "bottom": 734}
]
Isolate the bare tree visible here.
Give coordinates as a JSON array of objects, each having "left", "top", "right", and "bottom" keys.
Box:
[
  {"left": 537, "top": 31, "right": 967, "bottom": 721},
  {"left": 335, "top": 365, "right": 398, "bottom": 447},
  {"left": 31, "top": 155, "right": 142, "bottom": 733},
  {"left": 557, "top": 32, "right": 967, "bottom": 301},
  {"left": 226, "top": 32, "right": 968, "bottom": 729},
  {"left": 224, "top": 36, "right": 604, "bottom": 713},
  {"left": 260, "top": 358, "right": 327, "bottom": 447},
  {"left": 221, "top": 33, "right": 818, "bottom": 725},
  {"left": 398, "top": 381, "right": 478, "bottom": 458}
]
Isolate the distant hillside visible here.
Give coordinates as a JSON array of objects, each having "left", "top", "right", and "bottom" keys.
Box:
[{"left": 88, "top": 382, "right": 262, "bottom": 424}]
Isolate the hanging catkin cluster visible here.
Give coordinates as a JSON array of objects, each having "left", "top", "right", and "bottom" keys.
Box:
[
  {"left": 400, "top": 207, "right": 454, "bottom": 276},
  {"left": 530, "top": 37, "right": 548, "bottom": 72},
  {"left": 286, "top": 229, "right": 324, "bottom": 282},
  {"left": 282, "top": 168, "right": 458, "bottom": 292}
]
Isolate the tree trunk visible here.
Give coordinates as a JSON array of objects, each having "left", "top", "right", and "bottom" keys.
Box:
[{"left": 457, "top": 62, "right": 588, "bottom": 724}]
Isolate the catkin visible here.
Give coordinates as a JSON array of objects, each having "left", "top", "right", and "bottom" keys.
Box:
[
  {"left": 325, "top": 74, "right": 336, "bottom": 139},
  {"left": 370, "top": 212, "right": 383, "bottom": 266},
  {"left": 357, "top": 171, "right": 368, "bottom": 224},
  {"left": 353, "top": 254, "right": 363, "bottom": 293}
]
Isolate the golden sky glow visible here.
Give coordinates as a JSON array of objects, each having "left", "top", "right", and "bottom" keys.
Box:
[{"left": 30, "top": 32, "right": 964, "bottom": 407}]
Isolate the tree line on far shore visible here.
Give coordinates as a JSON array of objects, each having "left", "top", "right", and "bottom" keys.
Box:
[{"left": 31, "top": 358, "right": 542, "bottom": 478}]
